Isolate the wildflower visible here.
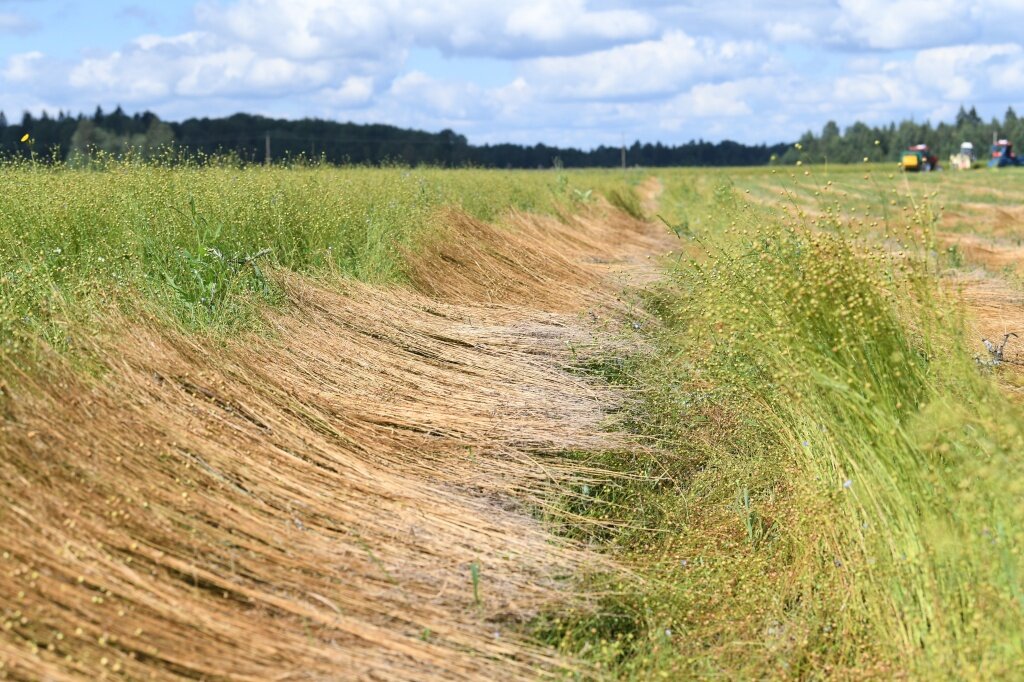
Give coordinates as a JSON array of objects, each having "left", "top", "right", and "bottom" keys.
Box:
[
  {"left": 20, "top": 133, "right": 29, "bottom": 143},
  {"left": 843, "top": 479, "right": 852, "bottom": 489}
]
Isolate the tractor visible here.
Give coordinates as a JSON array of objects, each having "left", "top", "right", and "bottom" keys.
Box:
[
  {"left": 988, "top": 139, "right": 1023, "bottom": 167},
  {"left": 949, "top": 141, "right": 976, "bottom": 170},
  {"left": 901, "top": 144, "right": 939, "bottom": 172}
]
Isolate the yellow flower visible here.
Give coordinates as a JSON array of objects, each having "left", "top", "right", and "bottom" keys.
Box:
[{"left": 20, "top": 133, "right": 30, "bottom": 143}]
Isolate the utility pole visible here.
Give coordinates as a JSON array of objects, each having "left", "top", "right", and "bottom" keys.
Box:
[
  {"left": 620, "top": 132, "right": 626, "bottom": 171},
  {"left": 264, "top": 132, "right": 271, "bottom": 165}
]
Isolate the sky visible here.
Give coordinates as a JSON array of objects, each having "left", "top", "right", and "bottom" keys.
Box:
[{"left": 3, "top": 0, "right": 1024, "bottom": 147}]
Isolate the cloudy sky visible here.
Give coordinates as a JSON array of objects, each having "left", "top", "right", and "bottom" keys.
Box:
[{"left": 3, "top": 0, "right": 1024, "bottom": 147}]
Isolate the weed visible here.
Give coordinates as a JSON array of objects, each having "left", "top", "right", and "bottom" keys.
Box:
[
  {"left": 735, "top": 487, "right": 776, "bottom": 549},
  {"left": 606, "top": 187, "right": 646, "bottom": 221},
  {"left": 470, "top": 562, "right": 481, "bottom": 607},
  {"left": 946, "top": 243, "right": 964, "bottom": 268}
]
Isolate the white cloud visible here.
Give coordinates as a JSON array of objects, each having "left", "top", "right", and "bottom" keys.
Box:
[
  {"left": 686, "top": 81, "right": 755, "bottom": 118},
  {"left": 825, "top": 42, "right": 1024, "bottom": 114},
  {"left": 522, "top": 30, "right": 765, "bottom": 100},
  {"left": 47, "top": 0, "right": 658, "bottom": 120},
  {"left": 196, "top": 0, "right": 656, "bottom": 59},
  {"left": 196, "top": 0, "right": 393, "bottom": 60},
  {"left": 69, "top": 51, "right": 172, "bottom": 99},
  {"left": 320, "top": 76, "right": 375, "bottom": 106},
  {"left": 833, "top": 72, "right": 910, "bottom": 107},
  {"left": 64, "top": 26, "right": 378, "bottom": 104},
  {"left": 830, "top": 0, "right": 1005, "bottom": 49},
  {"left": 175, "top": 48, "right": 332, "bottom": 96},
  {"left": 387, "top": 71, "right": 483, "bottom": 119},
  {"left": 992, "top": 57, "right": 1024, "bottom": 91},
  {"left": 835, "top": 0, "right": 956, "bottom": 47},
  {"left": 911, "top": 43, "right": 1022, "bottom": 101},
  {"left": 503, "top": 2, "right": 654, "bottom": 44},
  {"left": 766, "top": 21, "right": 815, "bottom": 43},
  {"left": 133, "top": 32, "right": 204, "bottom": 51},
  {"left": 0, "top": 12, "right": 33, "bottom": 34},
  {"left": 3, "top": 51, "right": 44, "bottom": 83}
]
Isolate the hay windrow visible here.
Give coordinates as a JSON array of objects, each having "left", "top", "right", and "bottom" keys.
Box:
[
  {"left": 0, "top": 201, "right": 669, "bottom": 680},
  {"left": 406, "top": 202, "right": 669, "bottom": 308}
]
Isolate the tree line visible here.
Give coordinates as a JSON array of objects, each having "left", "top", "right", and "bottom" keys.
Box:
[
  {"left": 1, "top": 104, "right": 1022, "bottom": 167},
  {"left": 781, "top": 106, "right": 1024, "bottom": 165},
  {"left": 0, "top": 106, "right": 785, "bottom": 167}
]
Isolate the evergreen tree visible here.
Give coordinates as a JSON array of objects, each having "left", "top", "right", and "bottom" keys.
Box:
[{"left": 5, "top": 102, "right": 1024, "bottom": 167}]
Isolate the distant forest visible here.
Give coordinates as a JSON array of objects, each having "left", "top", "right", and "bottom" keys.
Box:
[
  {"left": 0, "top": 106, "right": 784, "bottom": 167},
  {"left": 0, "top": 104, "right": 1022, "bottom": 167},
  {"left": 781, "top": 106, "right": 1024, "bottom": 165}
]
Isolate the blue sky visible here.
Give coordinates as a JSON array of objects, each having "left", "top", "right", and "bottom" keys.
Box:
[{"left": 4, "top": 0, "right": 1024, "bottom": 147}]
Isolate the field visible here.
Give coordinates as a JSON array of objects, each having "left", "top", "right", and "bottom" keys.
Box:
[{"left": 1, "top": 159, "right": 1023, "bottom": 680}]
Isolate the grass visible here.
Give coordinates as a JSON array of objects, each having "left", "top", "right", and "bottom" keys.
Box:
[{"left": 536, "top": 167, "right": 1024, "bottom": 678}]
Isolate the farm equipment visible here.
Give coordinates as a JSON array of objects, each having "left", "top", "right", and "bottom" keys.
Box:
[
  {"left": 949, "top": 141, "right": 975, "bottom": 170},
  {"left": 901, "top": 144, "right": 939, "bottom": 172},
  {"left": 988, "top": 139, "right": 1023, "bottom": 167}
]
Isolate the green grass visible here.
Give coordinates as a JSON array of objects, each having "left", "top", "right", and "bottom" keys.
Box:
[{"left": 537, "top": 168, "right": 1024, "bottom": 679}]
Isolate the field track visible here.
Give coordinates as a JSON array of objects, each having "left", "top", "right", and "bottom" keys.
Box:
[{"left": 0, "top": 190, "right": 671, "bottom": 680}]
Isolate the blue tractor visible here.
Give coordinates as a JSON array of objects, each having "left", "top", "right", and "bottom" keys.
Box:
[{"left": 988, "top": 139, "right": 1024, "bottom": 167}]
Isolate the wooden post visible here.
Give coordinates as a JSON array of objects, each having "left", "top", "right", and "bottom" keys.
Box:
[{"left": 264, "top": 132, "right": 271, "bottom": 165}]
